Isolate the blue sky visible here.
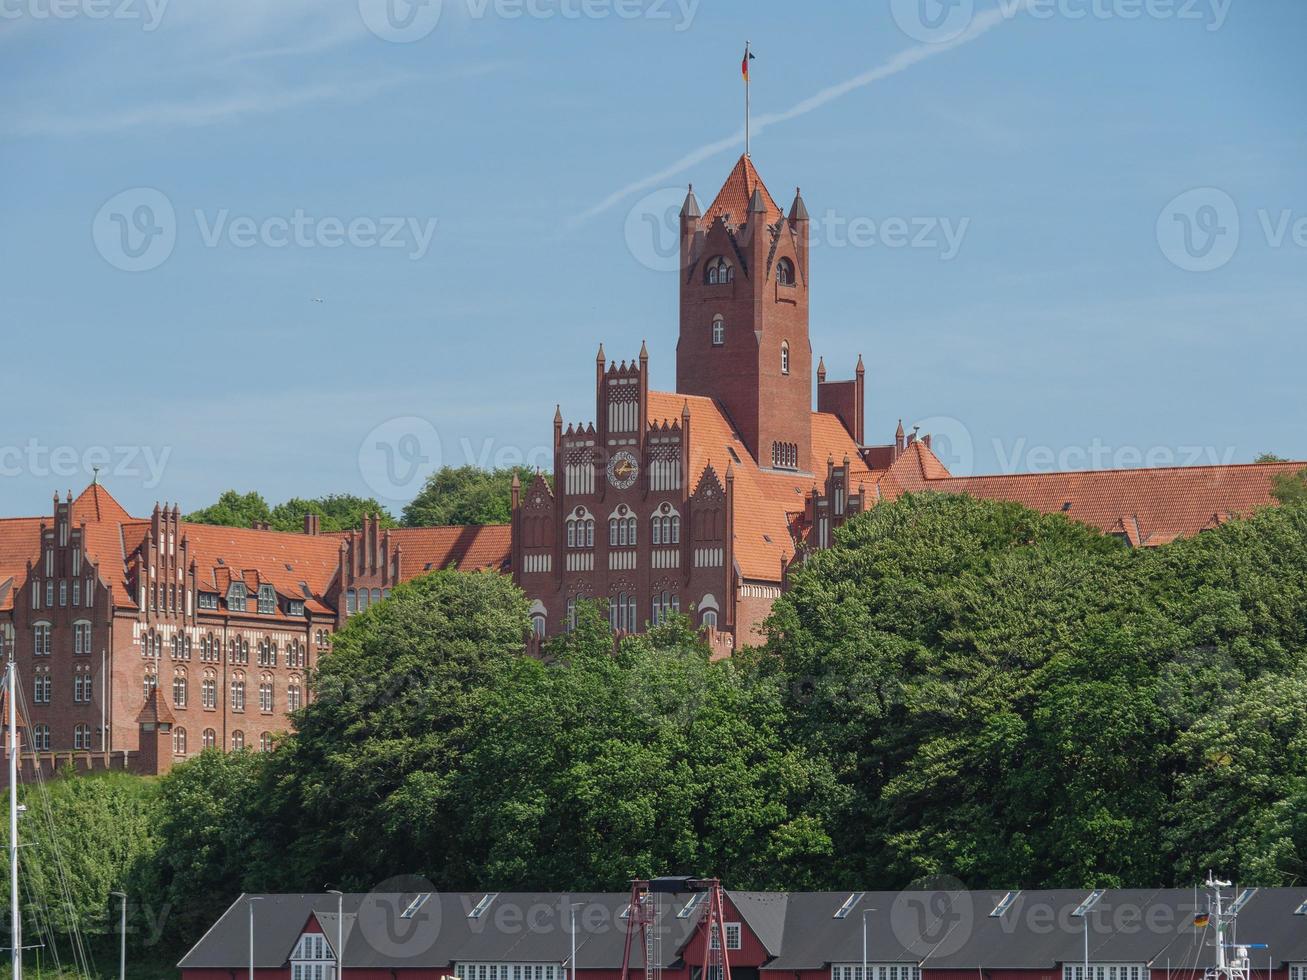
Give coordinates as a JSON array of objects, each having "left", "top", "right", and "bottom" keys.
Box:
[{"left": 3, "top": 0, "right": 1304, "bottom": 517}]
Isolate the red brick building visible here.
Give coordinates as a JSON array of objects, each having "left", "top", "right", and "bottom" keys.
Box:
[
  {"left": 0, "top": 486, "right": 507, "bottom": 775},
  {"left": 1, "top": 154, "right": 1302, "bottom": 772},
  {"left": 509, "top": 154, "right": 1305, "bottom": 654}
]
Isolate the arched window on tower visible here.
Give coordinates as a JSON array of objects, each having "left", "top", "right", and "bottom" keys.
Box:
[
  {"left": 781, "top": 341, "right": 790, "bottom": 375},
  {"left": 777, "top": 257, "right": 795, "bottom": 286},
  {"left": 712, "top": 314, "right": 725, "bottom": 346},
  {"left": 704, "top": 256, "right": 733, "bottom": 285}
]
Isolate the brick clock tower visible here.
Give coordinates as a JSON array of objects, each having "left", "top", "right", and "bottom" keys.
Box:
[
  {"left": 511, "top": 153, "right": 845, "bottom": 653},
  {"left": 677, "top": 156, "right": 812, "bottom": 472}
]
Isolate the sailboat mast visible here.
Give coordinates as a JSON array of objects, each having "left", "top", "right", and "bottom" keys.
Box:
[{"left": 8, "top": 657, "right": 20, "bottom": 980}]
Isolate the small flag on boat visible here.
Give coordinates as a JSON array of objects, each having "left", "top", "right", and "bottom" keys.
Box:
[{"left": 1194, "top": 912, "right": 1211, "bottom": 928}]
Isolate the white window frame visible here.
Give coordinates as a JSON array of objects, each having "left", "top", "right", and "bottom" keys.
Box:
[
  {"left": 832, "top": 967, "right": 922, "bottom": 980},
  {"left": 1062, "top": 965, "right": 1147, "bottom": 980}
]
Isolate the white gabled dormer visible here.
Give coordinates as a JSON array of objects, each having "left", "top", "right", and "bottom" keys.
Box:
[{"left": 290, "top": 930, "right": 335, "bottom": 980}]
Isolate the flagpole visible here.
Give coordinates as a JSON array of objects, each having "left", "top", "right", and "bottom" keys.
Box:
[{"left": 745, "top": 40, "right": 751, "bottom": 157}]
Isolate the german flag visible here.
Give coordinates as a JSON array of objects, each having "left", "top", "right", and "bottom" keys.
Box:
[
  {"left": 742, "top": 44, "right": 755, "bottom": 81},
  {"left": 1194, "top": 912, "right": 1211, "bottom": 928}
]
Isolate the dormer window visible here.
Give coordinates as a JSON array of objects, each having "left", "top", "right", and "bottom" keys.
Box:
[
  {"left": 777, "top": 256, "right": 795, "bottom": 286},
  {"left": 289, "top": 599, "right": 305, "bottom": 617},
  {"left": 198, "top": 592, "right": 218, "bottom": 610},
  {"left": 704, "top": 256, "right": 733, "bottom": 285},
  {"left": 257, "top": 584, "right": 276, "bottom": 614},
  {"left": 712, "top": 314, "right": 725, "bottom": 346},
  {"left": 226, "top": 582, "right": 247, "bottom": 613}
]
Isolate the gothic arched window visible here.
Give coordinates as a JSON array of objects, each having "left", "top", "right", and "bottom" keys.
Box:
[
  {"left": 777, "top": 257, "right": 795, "bottom": 285},
  {"left": 704, "top": 256, "right": 733, "bottom": 285},
  {"left": 712, "top": 314, "right": 725, "bottom": 346},
  {"left": 781, "top": 341, "right": 790, "bottom": 375}
]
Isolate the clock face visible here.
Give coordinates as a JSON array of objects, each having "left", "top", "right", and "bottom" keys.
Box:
[{"left": 607, "top": 450, "right": 639, "bottom": 490}]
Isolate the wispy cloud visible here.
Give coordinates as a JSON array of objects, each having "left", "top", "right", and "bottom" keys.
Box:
[
  {"left": 571, "top": 2, "right": 1028, "bottom": 227},
  {"left": 3, "top": 75, "right": 407, "bottom": 138}
]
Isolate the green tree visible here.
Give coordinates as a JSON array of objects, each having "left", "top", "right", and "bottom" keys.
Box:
[
  {"left": 1255, "top": 452, "right": 1288, "bottom": 463},
  {"left": 0, "top": 773, "right": 158, "bottom": 940},
  {"left": 401, "top": 465, "right": 540, "bottom": 527},
  {"left": 184, "top": 490, "right": 271, "bottom": 528},
  {"left": 1271, "top": 466, "right": 1307, "bottom": 507},
  {"left": 267, "top": 494, "right": 395, "bottom": 531},
  {"left": 186, "top": 491, "right": 394, "bottom": 531},
  {"left": 265, "top": 569, "right": 531, "bottom": 889},
  {"left": 133, "top": 749, "right": 270, "bottom": 946}
]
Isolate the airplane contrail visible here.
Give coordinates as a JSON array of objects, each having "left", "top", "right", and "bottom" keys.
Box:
[{"left": 570, "top": 2, "right": 1028, "bottom": 228}]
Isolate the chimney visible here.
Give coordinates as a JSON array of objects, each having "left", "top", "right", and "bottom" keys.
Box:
[{"left": 304, "top": 513, "right": 321, "bottom": 536}]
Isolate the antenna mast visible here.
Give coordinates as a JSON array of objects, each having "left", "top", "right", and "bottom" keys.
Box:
[{"left": 1201, "top": 875, "right": 1265, "bottom": 980}]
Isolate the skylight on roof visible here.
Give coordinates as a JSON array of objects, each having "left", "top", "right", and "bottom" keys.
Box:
[
  {"left": 990, "top": 892, "right": 1020, "bottom": 918},
  {"left": 677, "top": 893, "right": 707, "bottom": 919},
  {"left": 1294, "top": 899, "right": 1307, "bottom": 916},
  {"left": 834, "top": 892, "right": 865, "bottom": 919},
  {"left": 1072, "top": 890, "right": 1105, "bottom": 917},
  {"left": 401, "top": 894, "right": 431, "bottom": 919},
  {"left": 468, "top": 893, "right": 498, "bottom": 919},
  {"left": 1229, "top": 888, "right": 1257, "bottom": 914}
]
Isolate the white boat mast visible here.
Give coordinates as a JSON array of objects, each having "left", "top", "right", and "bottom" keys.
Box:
[
  {"left": 1202, "top": 875, "right": 1261, "bottom": 980},
  {"left": 7, "top": 656, "right": 21, "bottom": 980}
]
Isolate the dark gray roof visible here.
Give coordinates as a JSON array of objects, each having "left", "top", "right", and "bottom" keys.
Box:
[{"left": 179, "top": 888, "right": 1307, "bottom": 973}]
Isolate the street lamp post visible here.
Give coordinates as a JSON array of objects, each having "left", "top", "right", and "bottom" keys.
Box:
[
  {"left": 569, "top": 902, "right": 584, "bottom": 980},
  {"left": 327, "top": 890, "right": 344, "bottom": 980},
  {"left": 110, "top": 891, "right": 127, "bottom": 980},
  {"left": 861, "top": 908, "right": 876, "bottom": 980},
  {"left": 248, "top": 896, "right": 264, "bottom": 980}
]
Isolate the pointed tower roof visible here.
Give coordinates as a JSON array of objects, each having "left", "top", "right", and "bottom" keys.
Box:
[
  {"left": 71, "top": 482, "right": 133, "bottom": 525},
  {"left": 680, "top": 184, "right": 701, "bottom": 220},
  {"left": 137, "top": 685, "right": 176, "bottom": 727},
  {"left": 705, "top": 155, "right": 782, "bottom": 227},
  {"left": 788, "top": 186, "right": 809, "bottom": 222}
]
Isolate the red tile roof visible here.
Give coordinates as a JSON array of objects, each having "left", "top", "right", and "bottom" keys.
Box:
[
  {"left": 0, "top": 518, "right": 43, "bottom": 612},
  {"left": 704, "top": 155, "right": 783, "bottom": 228},
  {"left": 389, "top": 525, "right": 511, "bottom": 577},
  {"left": 880, "top": 442, "right": 1304, "bottom": 546},
  {"left": 648, "top": 391, "right": 865, "bottom": 581}
]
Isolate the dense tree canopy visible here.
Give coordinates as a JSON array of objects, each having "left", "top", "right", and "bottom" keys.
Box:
[
  {"left": 185, "top": 490, "right": 396, "bottom": 531},
  {"left": 401, "top": 465, "right": 541, "bottom": 527},
  {"left": 18, "top": 491, "right": 1307, "bottom": 963}
]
